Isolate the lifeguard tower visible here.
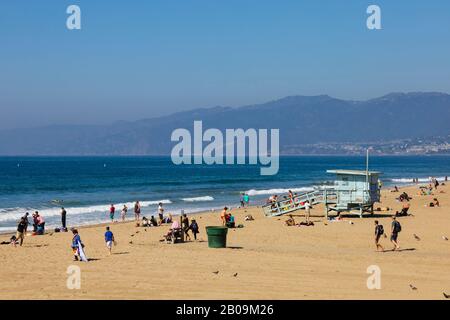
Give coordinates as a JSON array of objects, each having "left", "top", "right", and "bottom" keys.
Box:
[
  {"left": 262, "top": 169, "right": 382, "bottom": 219},
  {"left": 323, "top": 169, "right": 381, "bottom": 217}
]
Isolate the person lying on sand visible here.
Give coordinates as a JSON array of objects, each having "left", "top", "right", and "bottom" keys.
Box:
[{"left": 427, "top": 198, "right": 440, "bottom": 207}]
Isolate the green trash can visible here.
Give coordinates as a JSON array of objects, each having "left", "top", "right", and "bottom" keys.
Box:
[{"left": 206, "top": 226, "right": 228, "bottom": 248}]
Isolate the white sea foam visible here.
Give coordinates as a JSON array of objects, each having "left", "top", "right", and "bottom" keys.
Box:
[
  {"left": 181, "top": 196, "right": 214, "bottom": 202},
  {"left": 390, "top": 176, "right": 448, "bottom": 184},
  {"left": 245, "top": 187, "right": 315, "bottom": 196},
  {"left": 0, "top": 199, "right": 172, "bottom": 223}
]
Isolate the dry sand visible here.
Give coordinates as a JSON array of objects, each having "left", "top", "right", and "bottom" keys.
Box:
[{"left": 1, "top": 184, "right": 449, "bottom": 300}]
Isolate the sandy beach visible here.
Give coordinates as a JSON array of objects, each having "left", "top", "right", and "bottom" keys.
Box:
[{"left": 0, "top": 183, "right": 449, "bottom": 300}]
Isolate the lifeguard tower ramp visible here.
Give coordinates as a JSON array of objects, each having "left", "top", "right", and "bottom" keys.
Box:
[{"left": 262, "top": 169, "right": 381, "bottom": 218}]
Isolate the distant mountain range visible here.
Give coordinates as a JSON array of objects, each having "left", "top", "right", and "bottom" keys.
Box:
[{"left": 1, "top": 92, "right": 449, "bottom": 155}]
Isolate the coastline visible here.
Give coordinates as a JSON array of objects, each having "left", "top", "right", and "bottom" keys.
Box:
[{"left": 1, "top": 183, "right": 449, "bottom": 299}]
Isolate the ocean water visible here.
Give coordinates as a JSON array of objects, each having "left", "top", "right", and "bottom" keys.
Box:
[{"left": 1, "top": 156, "right": 449, "bottom": 232}]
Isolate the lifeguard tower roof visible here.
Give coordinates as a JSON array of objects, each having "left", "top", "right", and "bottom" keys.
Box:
[{"left": 326, "top": 170, "right": 381, "bottom": 176}]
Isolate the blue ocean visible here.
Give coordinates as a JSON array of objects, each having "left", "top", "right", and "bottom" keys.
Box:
[{"left": 1, "top": 156, "right": 449, "bottom": 232}]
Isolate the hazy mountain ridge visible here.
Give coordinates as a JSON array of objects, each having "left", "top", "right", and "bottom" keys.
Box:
[{"left": 1, "top": 92, "right": 449, "bottom": 155}]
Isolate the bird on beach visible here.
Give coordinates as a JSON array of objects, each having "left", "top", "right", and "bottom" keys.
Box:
[
  {"left": 413, "top": 234, "right": 421, "bottom": 241},
  {"left": 409, "top": 284, "right": 418, "bottom": 291},
  {"left": 443, "top": 292, "right": 450, "bottom": 299},
  {"left": 212, "top": 271, "right": 219, "bottom": 275}
]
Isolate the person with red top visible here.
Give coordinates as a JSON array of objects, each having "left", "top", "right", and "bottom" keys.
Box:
[{"left": 109, "top": 204, "right": 116, "bottom": 222}]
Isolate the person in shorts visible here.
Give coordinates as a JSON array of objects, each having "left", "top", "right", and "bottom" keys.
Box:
[
  {"left": 391, "top": 216, "right": 401, "bottom": 251},
  {"left": 374, "top": 220, "right": 384, "bottom": 252},
  {"left": 104, "top": 226, "right": 115, "bottom": 255}
]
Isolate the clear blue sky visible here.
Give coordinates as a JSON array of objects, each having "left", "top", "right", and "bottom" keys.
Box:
[{"left": 1, "top": 0, "right": 449, "bottom": 129}]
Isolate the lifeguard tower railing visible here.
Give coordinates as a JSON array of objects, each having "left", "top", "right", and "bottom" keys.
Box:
[
  {"left": 262, "top": 187, "right": 378, "bottom": 218},
  {"left": 262, "top": 188, "right": 337, "bottom": 217}
]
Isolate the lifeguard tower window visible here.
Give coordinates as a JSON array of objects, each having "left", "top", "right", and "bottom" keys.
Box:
[{"left": 342, "top": 177, "right": 349, "bottom": 186}]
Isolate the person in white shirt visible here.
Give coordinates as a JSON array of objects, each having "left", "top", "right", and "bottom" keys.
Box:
[{"left": 304, "top": 201, "right": 311, "bottom": 223}]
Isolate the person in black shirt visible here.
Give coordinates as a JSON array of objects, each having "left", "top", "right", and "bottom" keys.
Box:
[
  {"left": 189, "top": 219, "right": 199, "bottom": 241},
  {"left": 15, "top": 218, "right": 27, "bottom": 247},
  {"left": 181, "top": 214, "right": 191, "bottom": 241},
  {"left": 61, "top": 207, "right": 67, "bottom": 229},
  {"left": 391, "top": 216, "right": 401, "bottom": 251},
  {"left": 21, "top": 212, "right": 30, "bottom": 233},
  {"left": 374, "top": 220, "right": 384, "bottom": 252}
]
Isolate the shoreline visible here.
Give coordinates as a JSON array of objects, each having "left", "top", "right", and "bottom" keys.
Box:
[
  {"left": 0, "top": 182, "right": 434, "bottom": 236},
  {"left": 1, "top": 182, "right": 449, "bottom": 299}
]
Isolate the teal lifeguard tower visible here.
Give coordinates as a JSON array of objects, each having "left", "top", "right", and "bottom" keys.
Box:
[
  {"left": 262, "top": 169, "right": 382, "bottom": 219},
  {"left": 323, "top": 169, "right": 381, "bottom": 217}
]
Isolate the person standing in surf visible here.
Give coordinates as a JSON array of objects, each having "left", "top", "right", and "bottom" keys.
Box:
[
  {"left": 109, "top": 204, "right": 116, "bottom": 222},
  {"left": 121, "top": 204, "right": 128, "bottom": 222},
  {"left": 61, "top": 207, "right": 67, "bottom": 230},
  {"left": 134, "top": 201, "right": 141, "bottom": 221},
  {"left": 243, "top": 193, "right": 250, "bottom": 207}
]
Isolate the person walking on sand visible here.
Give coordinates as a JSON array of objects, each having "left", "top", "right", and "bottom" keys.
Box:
[
  {"left": 181, "top": 214, "right": 191, "bottom": 241},
  {"left": 15, "top": 217, "right": 27, "bottom": 247},
  {"left": 21, "top": 212, "right": 30, "bottom": 233},
  {"left": 189, "top": 219, "right": 199, "bottom": 240},
  {"left": 104, "top": 226, "right": 115, "bottom": 255},
  {"left": 304, "top": 200, "right": 311, "bottom": 223},
  {"left": 61, "top": 207, "right": 67, "bottom": 229},
  {"left": 121, "top": 204, "right": 128, "bottom": 222},
  {"left": 109, "top": 204, "right": 116, "bottom": 222},
  {"left": 71, "top": 229, "right": 85, "bottom": 261},
  {"left": 390, "top": 216, "right": 401, "bottom": 251},
  {"left": 134, "top": 201, "right": 141, "bottom": 221},
  {"left": 374, "top": 220, "right": 385, "bottom": 252}
]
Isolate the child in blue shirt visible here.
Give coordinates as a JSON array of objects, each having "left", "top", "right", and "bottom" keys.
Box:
[{"left": 104, "top": 226, "right": 115, "bottom": 255}]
